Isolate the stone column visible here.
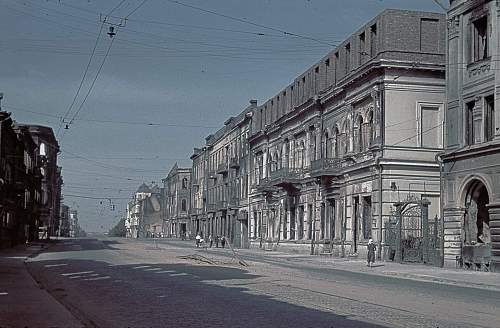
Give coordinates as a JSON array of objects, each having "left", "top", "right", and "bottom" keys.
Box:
[
  {"left": 443, "top": 207, "right": 465, "bottom": 268},
  {"left": 488, "top": 202, "right": 500, "bottom": 273}
]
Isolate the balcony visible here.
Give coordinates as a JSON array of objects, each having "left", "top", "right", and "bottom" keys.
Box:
[
  {"left": 310, "top": 158, "right": 342, "bottom": 177},
  {"left": 190, "top": 208, "right": 202, "bottom": 215},
  {"left": 217, "top": 200, "right": 228, "bottom": 210},
  {"left": 206, "top": 203, "right": 216, "bottom": 212},
  {"left": 229, "top": 157, "right": 240, "bottom": 169},
  {"left": 216, "top": 162, "right": 228, "bottom": 175},
  {"left": 258, "top": 167, "right": 305, "bottom": 191},
  {"left": 228, "top": 197, "right": 239, "bottom": 207}
]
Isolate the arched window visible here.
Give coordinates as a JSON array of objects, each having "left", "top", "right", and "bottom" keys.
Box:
[
  {"left": 181, "top": 199, "right": 187, "bottom": 211},
  {"left": 343, "top": 119, "right": 350, "bottom": 154},
  {"left": 367, "top": 110, "right": 374, "bottom": 147},
  {"left": 356, "top": 115, "right": 364, "bottom": 152},
  {"left": 182, "top": 177, "right": 188, "bottom": 189},
  {"left": 298, "top": 141, "right": 305, "bottom": 168},
  {"left": 324, "top": 131, "right": 330, "bottom": 158},
  {"left": 334, "top": 126, "right": 340, "bottom": 158},
  {"left": 282, "top": 140, "right": 289, "bottom": 168}
]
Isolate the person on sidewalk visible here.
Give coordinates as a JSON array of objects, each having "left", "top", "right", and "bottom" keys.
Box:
[
  {"left": 221, "top": 236, "right": 226, "bottom": 248},
  {"left": 367, "top": 239, "right": 376, "bottom": 267},
  {"left": 195, "top": 233, "right": 201, "bottom": 248},
  {"left": 215, "top": 235, "right": 220, "bottom": 248},
  {"left": 209, "top": 235, "right": 213, "bottom": 248}
]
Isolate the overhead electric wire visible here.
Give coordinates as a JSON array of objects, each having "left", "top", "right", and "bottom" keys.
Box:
[
  {"left": 125, "top": 0, "right": 149, "bottom": 19},
  {"left": 4, "top": 104, "right": 220, "bottom": 129},
  {"left": 163, "top": 0, "right": 337, "bottom": 47},
  {"left": 56, "top": 22, "right": 105, "bottom": 138},
  {"left": 63, "top": 36, "right": 116, "bottom": 136}
]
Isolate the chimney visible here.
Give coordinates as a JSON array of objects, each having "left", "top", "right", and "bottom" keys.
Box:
[{"left": 249, "top": 99, "right": 258, "bottom": 107}]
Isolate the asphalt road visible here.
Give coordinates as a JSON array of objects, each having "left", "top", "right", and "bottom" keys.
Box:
[{"left": 26, "top": 238, "right": 500, "bottom": 328}]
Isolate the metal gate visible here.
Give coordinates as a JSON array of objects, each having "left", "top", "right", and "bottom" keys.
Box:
[{"left": 385, "top": 198, "right": 442, "bottom": 266}]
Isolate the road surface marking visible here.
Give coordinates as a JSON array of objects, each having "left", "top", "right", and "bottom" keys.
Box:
[
  {"left": 45, "top": 264, "right": 68, "bottom": 268},
  {"left": 157, "top": 295, "right": 167, "bottom": 298},
  {"left": 69, "top": 276, "right": 83, "bottom": 279},
  {"left": 0, "top": 292, "right": 8, "bottom": 296},
  {"left": 144, "top": 268, "right": 162, "bottom": 271},
  {"left": 132, "top": 265, "right": 151, "bottom": 269},
  {"left": 170, "top": 273, "right": 188, "bottom": 276},
  {"left": 84, "top": 276, "right": 111, "bottom": 281},
  {"left": 62, "top": 271, "right": 94, "bottom": 276},
  {"left": 155, "top": 270, "right": 176, "bottom": 274}
]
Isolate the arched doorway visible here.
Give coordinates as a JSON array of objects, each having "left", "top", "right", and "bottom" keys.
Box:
[
  {"left": 464, "top": 180, "right": 490, "bottom": 245},
  {"left": 462, "top": 179, "right": 491, "bottom": 270}
]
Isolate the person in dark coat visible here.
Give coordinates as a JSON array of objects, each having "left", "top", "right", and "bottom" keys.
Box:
[
  {"left": 221, "top": 236, "right": 226, "bottom": 248},
  {"left": 215, "top": 235, "right": 219, "bottom": 248},
  {"left": 367, "top": 239, "right": 376, "bottom": 267}
]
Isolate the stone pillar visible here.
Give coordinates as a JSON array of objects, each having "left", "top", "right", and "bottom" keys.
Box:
[
  {"left": 488, "top": 202, "right": 500, "bottom": 273},
  {"left": 443, "top": 207, "right": 465, "bottom": 268}
]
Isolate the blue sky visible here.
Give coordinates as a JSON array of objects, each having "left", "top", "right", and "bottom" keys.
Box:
[{"left": 0, "top": 0, "right": 445, "bottom": 232}]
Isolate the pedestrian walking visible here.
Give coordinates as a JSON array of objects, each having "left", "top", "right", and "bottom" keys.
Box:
[
  {"left": 209, "top": 235, "right": 213, "bottom": 248},
  {"left": 215, "top": 235, "right": 219, "bottom": 248},
  {"left": 195, "top": 233, "right": 201, "bottom": 248},
  {"left": 367, "top": 239, "right": 376, "bottom": 267},
  {"left": 221, "top": 236, "right": 226, "bottom": 248}
]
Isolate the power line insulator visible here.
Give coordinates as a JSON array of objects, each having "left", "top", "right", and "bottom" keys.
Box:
[{"left": 108, "top": 26, "right": 116, "bottom": 38}]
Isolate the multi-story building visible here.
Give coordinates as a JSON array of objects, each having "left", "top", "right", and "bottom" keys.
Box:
[
  {"left": 162, "top": 164, "right": 191, "bottom": 238},
  {"left": 59, "top": 204, "right": 71, "bottom": 237},
  {"left": 248, "top": 9, "right": 446, "bottom": 260},
  {"left": 69, "top": 209, "right": 79, "bottom": 237},
  {"left": 125, "top": 183, "right": 162, "bottom": 238},
  {"left": 190, "top": 101, "right": 255, "bottom": 247},
  {"left": 23, "top": 125, "right": 61, "bottom": 239},
  {"left": 442, "top": 0, "right": 500, "bottom": 271}
]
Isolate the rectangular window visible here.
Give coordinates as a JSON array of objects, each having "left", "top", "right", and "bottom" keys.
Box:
[
  {"left": 345, "top": 43, "right": 351, "bottom": 73},
  {"left": 466, "top": 101, "right": 475, "bottom": 145},
  {"left": 485, "top": 95, "right": 495, "bottom": 141},
  {"left": 334, "top": 52, "right": 339, "bottom": 83},
  {"left": 472, "top": 16, "right": 488, "bottom": 62},
  {"left": 420, "top": 105, "right": 442, "bottom": 148},
  {"left": 359, "top": 32, "right": 366, "bottom": 65},
  {"left": 370, "top": 24, "right": 377, "bottom": 56}
]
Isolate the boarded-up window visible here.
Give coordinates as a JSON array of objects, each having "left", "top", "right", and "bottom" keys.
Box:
[
  {"left": 420, "top": 106, "right": 441, "bottom": 148},
  {"left": 420, "top": 18, "right": 439, "bottom": 52}
]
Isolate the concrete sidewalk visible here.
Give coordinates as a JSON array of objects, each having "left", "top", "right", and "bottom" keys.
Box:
[
  {"left": 0, "top": 242, "right": 84, "bottom": 328},
  {"left": 175, "top": 240, "right": 500, "bottom": 291}
]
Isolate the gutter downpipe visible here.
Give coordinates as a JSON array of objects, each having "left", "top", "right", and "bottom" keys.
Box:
[
  {"left": 435, "top": 151, "right": 445, "bottom": 267},
  {"left": 377, "top": 82, "right": 385, "bottom": 260}
]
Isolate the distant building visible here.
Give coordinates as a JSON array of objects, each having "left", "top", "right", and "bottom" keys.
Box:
[
  {"left": 60, "top": 204, "right": 70, "bottom": 237},
  {"left": 161, "top": 164, "right": 191, "bottom": 238},
  {"left": 442, "top": 0, "right": 499, "bottom": 271},
  {"left": 189, "top": 101, "right": 254, "bottom": 247},
  {"left": 125, "top": 183, "right": 162, "bottom": 238},
  {"left": 69, "top": 209, "right": 79, "bottom": 237}
]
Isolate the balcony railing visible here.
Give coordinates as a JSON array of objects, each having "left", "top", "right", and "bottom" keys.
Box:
[
  {"left": 229, "top": 157, "right": 240, "bottom": 169},
  {"left": 217, "top": 200, "right": 228, "bottom": 210},
  {"left": 206, "top": 203, "right": 216, "bottom": 212},
  {"left": 217, "top": 162, "right": 228, "bottom": 174},
  {"left": 228, "top": 197, "right": 239, "bottom": 207},
  {"left": 190, "top": 208, "right": 202, "bottom": 215},
  {"left": 310, "top": 158, "right": 342, "bottom": 177}
]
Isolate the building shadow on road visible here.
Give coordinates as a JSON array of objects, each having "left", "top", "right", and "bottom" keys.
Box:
[{"left": 26, "top": 257, "right": 390, "bottom": 328}]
